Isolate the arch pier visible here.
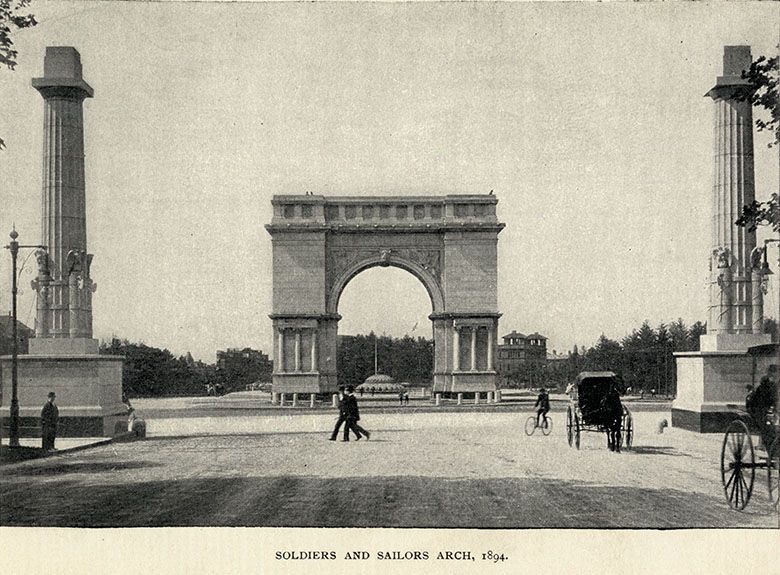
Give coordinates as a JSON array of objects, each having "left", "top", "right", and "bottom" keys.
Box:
[{"left": 266, "top": 194, "right": 505, "bottom": 396}]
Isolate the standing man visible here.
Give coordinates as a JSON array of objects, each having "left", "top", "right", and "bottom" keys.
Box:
[
  {"left": 41, "top": 391, "right": 59, "bottom": 451},
  {"left": 343, "top": 386, "right": 370, "bottom": 441}
]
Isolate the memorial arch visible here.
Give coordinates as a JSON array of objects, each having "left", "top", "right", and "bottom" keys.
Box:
[{"left": 266, "top": 194, "right": 504, "bottom": 395}]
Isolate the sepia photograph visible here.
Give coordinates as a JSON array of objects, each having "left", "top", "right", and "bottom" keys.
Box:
[{"left": 0, "top": 0, "right": 778, "bottom": 572}]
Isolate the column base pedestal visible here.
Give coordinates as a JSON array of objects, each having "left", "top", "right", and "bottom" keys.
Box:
[
  {"left": 673, "top": 341, "right": 777, "bottom": 433},
  {"left": 272, "top": 372, "right": 337, "bottom": 394},
  {"left": 432, "top": 371, "right": 497, "bottom": 393},
  {"left": 0, "top": 352, "right": 126, "bottom": 438}
]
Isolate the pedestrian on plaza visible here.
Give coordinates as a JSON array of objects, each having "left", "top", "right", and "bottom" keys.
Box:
[
  {"left": 404, "top": 392, "right": 410, "bottom": 405},
  {"left": 343, "top": 385, "right": 370, "bottom": 441},
  {"left": 398, "top": 391, "right": 404, "bottom": 406},
  {"left": 41, "top": 391, "right": 59, "bottom": 452},
  {"left": 329, "top": 386, "right": 349, "bottom": 441}
]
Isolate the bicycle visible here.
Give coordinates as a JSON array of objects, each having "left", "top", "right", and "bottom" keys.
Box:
[{"left": 525, "top": 414, "right": 552, "bottom": 436}]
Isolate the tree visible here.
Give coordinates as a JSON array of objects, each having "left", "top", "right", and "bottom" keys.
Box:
[
  {"left": 668, "top": 318, "right": 691, "bottom": 351},
  {"left": 689, "top": 321, "right": 707, "bottom": 351},
  {"left": 585, "top": 334, "right": 622, "bottom": 372},
  {"left": 0, "top": 0, "right": 37, "bottom": 149},
  {"left": 735, "top": 52, "right": 779, "bottom": 232}
]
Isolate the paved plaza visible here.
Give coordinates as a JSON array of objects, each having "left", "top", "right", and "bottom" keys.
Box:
[{"left": 0, "top": 406, "right": 777, "bottom": 528}]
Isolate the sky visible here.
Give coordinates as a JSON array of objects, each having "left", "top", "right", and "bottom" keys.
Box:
[{"left": 0, "top": 1, "right": 778, "bottom": 362}]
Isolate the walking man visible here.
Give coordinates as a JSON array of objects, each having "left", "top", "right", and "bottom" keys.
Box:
[
  {"left": 343, "top": 386, "right": 370, "bottom": 441},
  {"left": 41, "top": 391, "right": 59, "bottom": 451},
  {"left": 329, "top": 386, "right": 348, "bottom": 440}
]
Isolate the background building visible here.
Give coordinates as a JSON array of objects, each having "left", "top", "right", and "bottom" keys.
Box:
[
  {"left": 496, "top": 330, "right": 548, "bottom": 388},
  {"left": 216, "top": 347, "right": 273, "bottom": 390}
]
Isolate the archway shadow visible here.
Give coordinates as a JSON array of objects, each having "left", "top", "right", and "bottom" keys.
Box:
[
  {"left": 0, "top": 460, "right": 162, "bottom": 477},
  {"left": 0, "top": 474, "right": 772, "bottom": 528}
]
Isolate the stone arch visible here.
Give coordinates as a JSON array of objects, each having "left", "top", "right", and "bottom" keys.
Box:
[
  {"left": 266, "top": 194, "right": 504, "bottom": 396},
  {"left": 327, "top": 254, "right": 445, "bottom": 316}
]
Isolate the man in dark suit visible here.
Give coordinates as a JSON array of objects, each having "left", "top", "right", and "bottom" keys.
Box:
[
  {"left": 41, "top": 391, "right": 59, "bottom": 451},
  {"left": 343, "top": 386, "right": 370, "bottom": 442},
  {"left": 329, "top": 386, "right": 348, "bottom": 440}
]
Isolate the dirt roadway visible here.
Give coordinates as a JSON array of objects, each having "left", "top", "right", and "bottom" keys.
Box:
[{"left": 0, "top": 410, "right": 776, "bottom": 528}]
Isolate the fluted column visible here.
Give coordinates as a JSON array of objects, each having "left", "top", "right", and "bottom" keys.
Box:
[
  {"left": 32, "top": 47, "right": 95, "bottom": 340},
  {"left": 470, "top": 326, "right": 477, "bottom": 371},
  {"left": 294, "top": 330, "right": 301, "bottom": 372},
  {"left": 706, "top": 45, "right": 757, "bottom": 335},
  {"left": 487, "top": 326, "right": 494, "bottom": 370},
  {"left": 453, "top": 326, "right": 460, "bottom": 371},
  {"left": 310, "top": 329, "right": 318, "bottom": 372},
  {"left": 277, "top": 329, "right": 285, "bottom": 372}
]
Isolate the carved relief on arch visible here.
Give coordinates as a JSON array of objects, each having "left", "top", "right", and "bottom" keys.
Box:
[
  {"left": 326, "top": 246, "right": 444, "bottom": 313},
  {"left": 327, "top": 247, "right": 442, "bottom": 291}
]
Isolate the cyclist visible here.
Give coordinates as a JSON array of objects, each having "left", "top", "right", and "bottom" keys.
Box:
[{"left": 534, "top": 387, "right": 550, "bottom": 427}]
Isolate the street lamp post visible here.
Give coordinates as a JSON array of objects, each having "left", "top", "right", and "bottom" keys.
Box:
[{"left": 4, "top": 229, "right": 46, "bottom": 448}]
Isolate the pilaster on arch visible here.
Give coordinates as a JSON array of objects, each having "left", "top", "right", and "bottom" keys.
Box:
[{"left": 326, "top": 251, "right": 445, "bottom": 316}]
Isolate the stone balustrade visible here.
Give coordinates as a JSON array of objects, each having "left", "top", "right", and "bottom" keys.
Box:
[{"left": 268, "top": 195, "right": 500, "bottom": 230}]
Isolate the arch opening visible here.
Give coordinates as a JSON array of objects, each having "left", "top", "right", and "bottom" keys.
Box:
[{"left": 337, "top": 266, "right": 434, "bottom": 389}]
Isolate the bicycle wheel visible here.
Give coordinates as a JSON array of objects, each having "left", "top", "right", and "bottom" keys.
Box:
[
  {"left": 542, "top": 416, "right": 552, "bottom": 436},
  {"left": 566, "top": 406, "right": 574, "bottom": 447},
  {"left": 524, "top": 416, "right": 537, "bottom": 436}
]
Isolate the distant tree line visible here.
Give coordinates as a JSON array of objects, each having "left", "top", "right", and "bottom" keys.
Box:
[
  {"left": 338, "top": 332, "right": 434, "bottom": 388},
  {"left": 502, "top": 318, "right": 778, "bottom": 396},
  {"left": 99, "top": 338, "right": 272, "bottom": 398}
]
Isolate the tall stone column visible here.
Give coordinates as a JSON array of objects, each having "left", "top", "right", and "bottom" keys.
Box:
[
  {"left": 31, "top": 47, "right": 95, "bottom": 345},
  {"left": 673, "top": 45, "right": 772, "bottom": 432},
  {"left": 0, "top": 46, "right": 126, "bottom": 439},
  {"left": 704, "top": 45, "right": 758, "bottom": 342}
]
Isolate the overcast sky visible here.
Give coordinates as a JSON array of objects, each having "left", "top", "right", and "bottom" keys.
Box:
[{"left": 1, "top": 1, "right": 778, "bottom": 361}]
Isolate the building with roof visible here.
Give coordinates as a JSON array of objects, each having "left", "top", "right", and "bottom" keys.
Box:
[{"left": 496, "top": 330, "right": 548, "bottom": 384}]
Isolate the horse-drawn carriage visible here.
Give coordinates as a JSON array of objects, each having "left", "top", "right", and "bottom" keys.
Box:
[
  {"left": 719, "top": 344, "right": 779, "bottom": 511},
  {"left": 566, "top": 371, "right": 633, "bottom": 452}
]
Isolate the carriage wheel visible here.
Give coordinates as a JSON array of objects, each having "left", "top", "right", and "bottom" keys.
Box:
[
  {"left": 542, "top": 416, "right": 553, "bottom": 436},
  {"left": 566, "top": 406, "right": 574, "bottom": 447},
  {"left": 524, "top": 416, "right": 537, "bottom": 436},
  {"left": 720, "top": 420, "right": 755, "bottom": 511},
  {"left": 768, "top": 438, "right": 780, "bottom": 507},
  {"left": 574, "top": 412, "right": 581, "bottom": 450},
  {"left": 622, "top": 411, "right": 633, "bottom": 450}
]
